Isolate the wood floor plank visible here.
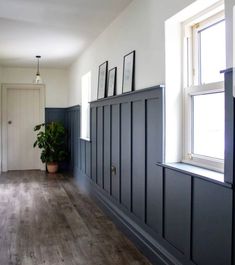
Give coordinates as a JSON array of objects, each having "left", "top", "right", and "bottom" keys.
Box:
[{"left": 0, "top": 171, "right": 151, "bottom": 265}]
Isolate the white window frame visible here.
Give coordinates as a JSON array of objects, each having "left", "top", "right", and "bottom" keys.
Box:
[
  {"left": 192, "top": 11, "right": 225, "bottom": 86},
  {"left": 80, "top": 72, "right": 91, "bottom": 141},
  {"left": 182, "top": 6, "right": 225, "bottom": 172}
]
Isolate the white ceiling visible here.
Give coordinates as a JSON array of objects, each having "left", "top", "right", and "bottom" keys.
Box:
[{"left": 0, "top": 0, "right": 132, "bottom": 68}]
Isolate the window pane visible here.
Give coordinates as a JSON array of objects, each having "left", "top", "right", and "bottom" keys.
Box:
[
  {"left": 193, "top": 92, "right": 224, "bottom": 159},
  {"left": 200, "top": 20, "right": 225, "bottom": 84}
]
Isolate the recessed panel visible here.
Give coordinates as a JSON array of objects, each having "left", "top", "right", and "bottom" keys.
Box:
[
  {"left": 111, "top": 104, "right": 120, "bottom": 201},
  {"left": 132, "top": 100, "right": 145, "bottom": 221},
  {"left": 120, "top": 102, "right": 131, "bottom": 210},
  {"left": 192, "top": 179, "right": 232, "bottom": 265},
  {"left": 103, "top": 105, "right": 111, "bottom": 193},
  {"left": 164, "top": 169, "right": 191, "bottom": 255}
]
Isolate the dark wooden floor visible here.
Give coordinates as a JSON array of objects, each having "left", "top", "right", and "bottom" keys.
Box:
[{"left": 0, "top": 171, "right": 151, "bottom": 265}]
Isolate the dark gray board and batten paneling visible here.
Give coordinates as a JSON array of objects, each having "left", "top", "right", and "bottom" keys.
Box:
[
  {"left": 85, "top": 141, "right": 91, "bottom": 177},
  {"left": 45, "top": 108, "right": 66, "bottom": 125},
  {"left": 111, "top": 104, "right": 120, "bottom": 201},
  {"left": 89, "top": 85, "right": 165, "bottom": 229},
  {"left": 223, "top": 69, "right": 235, "bottom": 184},
  {"left": 45, "top": 107, "right": 81, "bottom": 173},
  {"left": 103, "top": 105, "right": 111, "bottom": 193},
  {"left": 45, "top": 108, "right": 68, "bottom": 171},
  {"left": 91, "top": 107, "right": 97, "bottom": 182},
  {"left": 80, "top": 140, "right": 85, "bottom": 173},
  {"left": 76, "top": 82, "right": 234, "bottom": 265},
  {"left": 120, "top": 102, "right": 132, "bottom": 210},
  {"left": 164, "top": 169, "right": 191, "bottom": 257},
  {"left": 70, "top": 111, "right": 74, "bottom": 170},
  {"left": 146, "top": 98, "right": 164, "bottom": 234},
  {"left": 66, "top": 106, "right": 80, "bottom": 174},
  {"left": 97, "top": 107, "right": 104, "bottom": 187},
  {"left": 132, "top": 100, "right": 146, "bottom": 221},
  {"left": 192, "top": 178, "right": 232, "bottom": 265}
]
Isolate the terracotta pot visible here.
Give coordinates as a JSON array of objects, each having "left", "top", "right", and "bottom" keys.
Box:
[{"left": 47, "top": 162, "right": 59, "bottom": 173}]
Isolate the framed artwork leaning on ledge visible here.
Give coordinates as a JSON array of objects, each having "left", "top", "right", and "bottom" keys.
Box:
[{"left": 122, "top": 50, "right": 135, "bottom": 93}]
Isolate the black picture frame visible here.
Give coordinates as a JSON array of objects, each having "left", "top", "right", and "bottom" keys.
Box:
[
  {"left": 97, "top": 61, "right": 108, "bottom": 99},
  {"left": 122, "top": 50, "right": 135, "bottom": 93},
  {"left": 107, "top": 67, "right": 117, "bottom": 97}
]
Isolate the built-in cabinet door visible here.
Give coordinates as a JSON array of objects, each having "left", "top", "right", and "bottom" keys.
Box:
[
  {"left": 103, "top": 105, "right": 111, "bottom": 193},
  {"left": 97, "top": 107, "right": 104, "bottom": 187},
  {"left": 91, "top": 107, "right": 97, "bottom": 182},
  {"left": 111, "top": 104, "right": 120, "bottom": 201},
  {"left": 120, "top": 102, "right": 131, "bottom": 210}
]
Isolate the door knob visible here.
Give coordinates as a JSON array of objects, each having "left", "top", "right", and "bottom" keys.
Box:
[
  {"left": 8, "top": 121, "right": 12, "bottom": 124},
  {"left": 111, "top": 166, "right": 116, "bottom": 176}
]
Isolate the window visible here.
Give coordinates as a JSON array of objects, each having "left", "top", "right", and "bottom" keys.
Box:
[
  {"left": 192, "top": 92, "right": 224, "bottom": 159},
  {"left": 183, "top": 6, "right": 225, "bottom": 172},
  {"left": 81, "top": 72, "right": 91, "bottom": 141}
]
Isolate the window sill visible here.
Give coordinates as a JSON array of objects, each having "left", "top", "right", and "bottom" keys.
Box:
[
  {"left": 156, "top": 162, "right": 231, "bottom": 188},
  {"left": 80, "top": 137, "right": 91, "bottom": 142}
]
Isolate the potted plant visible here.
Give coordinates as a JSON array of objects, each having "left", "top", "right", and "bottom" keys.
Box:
[{"left": 33, "top": 122, "right": 67, "bottom": 173}]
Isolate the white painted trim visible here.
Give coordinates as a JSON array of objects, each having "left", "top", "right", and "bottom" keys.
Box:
[
  {"left": 1, "top": 83, "right": 45, "bottom": 172},
  {"left": 165, "top": 0, "right": 224, "bottom": 166},
  {"left": 181, "top": 3, "right": 225, "bottom": 173}
]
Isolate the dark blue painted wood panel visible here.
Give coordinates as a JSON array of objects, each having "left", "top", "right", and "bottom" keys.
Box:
[
  {"left": 132, "top": 100, "right": 145, "bottom": 221},
  {"left": 45, "top": 108, "right": 66, "bottom": 125},
  {"left": 80, "top": 83, "right": 234, "bottom": 265},
  {"left": 91, "top": 107, "right": 97, "bottom": 183},
  {"left": 120, "top": 102, "right": 131, "bottom": 210},
  {"left": 146, "top": 166, "right": 163, "bottom": 235},
  {"left": 164, "top": 169, "right": 191, "bottom": 256},
  {"left": 111, "top": 104, "right": 120, "bottom": 201},
  {"left": 45, "top": 108, "right": 68, "bottom": 171},
  {"left": 97, "top": 107, "right": 104, "bottom": 187},
  {"left": 224, "top": 70, "right": 234, "bottom": 184},
  {"left": 66, "top": 106, "right": 80, "bottom": 174},
  {"left": 192, "top": 178, "right": 232, "bottom": 265},
  {"left": 146, "top": 98, "right": 163, "bottom": 234},
  {"left": 74, "top": 110, "right": 79, "bottom": 173},
  {"left": 103, "top": 105, "right": 111, "bottom": 193},
  {"left": 85, "top": 141, "right": 91, "bottom": 178},
  {"left": 81, "top": 140, "right": 85, "bottom": 173},
  {"left": 70, "top": 111, "right": 75, "bottom": 171}
]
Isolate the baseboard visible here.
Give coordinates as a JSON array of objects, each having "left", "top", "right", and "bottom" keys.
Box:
[{"left": 75, "top": 172, "right": 182, "bottom": 265}]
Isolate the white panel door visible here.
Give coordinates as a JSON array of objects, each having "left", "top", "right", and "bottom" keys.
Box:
[{"left": 7, "top": 88, "right": 42, "bottom": 170}]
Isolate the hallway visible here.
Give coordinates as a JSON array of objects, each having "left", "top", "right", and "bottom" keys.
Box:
[{"left": 0, "top": 171, "right": 151, "bottom": 265}]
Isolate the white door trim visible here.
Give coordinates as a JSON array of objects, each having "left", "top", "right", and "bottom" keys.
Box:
[{"left": 0, "top": 83, "right": 45, "bottom": 172}]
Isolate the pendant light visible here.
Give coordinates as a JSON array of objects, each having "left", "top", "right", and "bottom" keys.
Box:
[{"left": 34, "top": 55, "right": 43, "bottom": 84}]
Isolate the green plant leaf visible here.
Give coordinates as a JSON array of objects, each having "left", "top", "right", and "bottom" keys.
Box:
[{"left": 33, "top": 121, "right": 68, "bottom": 164}]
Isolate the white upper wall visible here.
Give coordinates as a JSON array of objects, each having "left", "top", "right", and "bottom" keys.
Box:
[
  {"left": 2, "top": 0, "right": 231, "bottom": 108},
  {"left": 1, "top": 67, "right": 68, "bottom": 107},
  {"left": 68, "top": 0, "right": 197, "bottom": 106},
  {"left": 69, "top": 0, "right": 234, "bottom": 106}
]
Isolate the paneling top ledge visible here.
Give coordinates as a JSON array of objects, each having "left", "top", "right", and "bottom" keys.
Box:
[
  {"left": 156, "top": 162, "right": 232, "bottom": 188},
  {"left": 220, "top": 68, "right": 233, "bottom": 74},
  {"left": 90, "top": 85, "right": 164, "bottom": 104}
]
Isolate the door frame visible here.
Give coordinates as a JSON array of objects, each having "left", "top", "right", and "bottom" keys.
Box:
[{"left": 0, "top": 84, "right": 45, "bottom": 172}]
